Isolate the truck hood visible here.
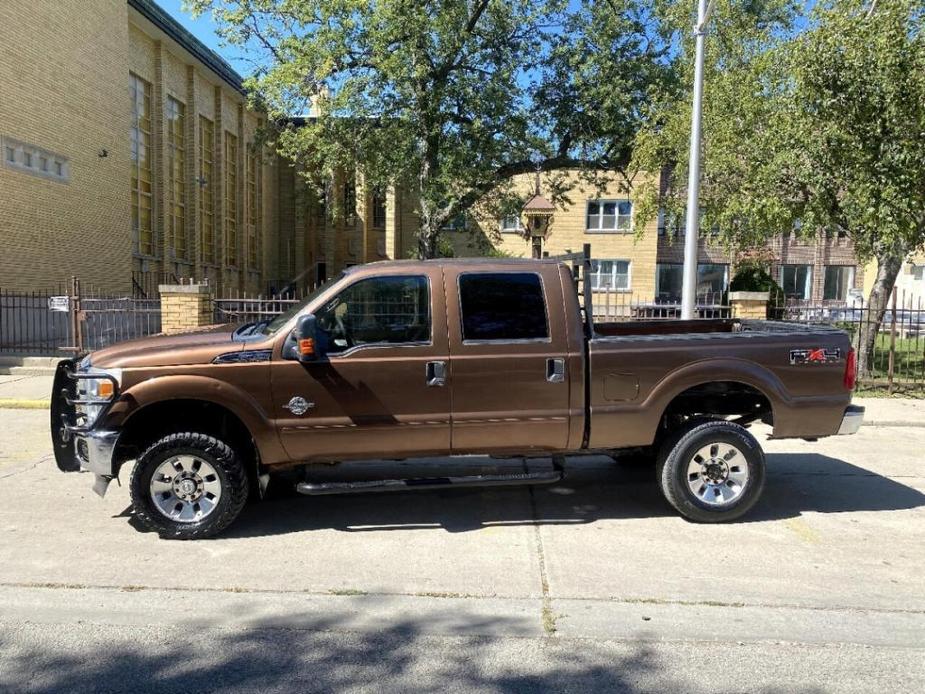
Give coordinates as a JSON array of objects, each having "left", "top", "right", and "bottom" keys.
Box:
[{"left": 89, "top": 324, "right": 248, "bottom": 368}]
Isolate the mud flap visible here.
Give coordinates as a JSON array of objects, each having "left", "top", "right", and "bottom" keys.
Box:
[{"left": 50, "top": 359, "right": 80, "bottom": 472}]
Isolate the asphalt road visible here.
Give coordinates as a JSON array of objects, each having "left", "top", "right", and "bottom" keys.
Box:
[{"left": 0, "top": 410, "right": 923, "bottom": 693}]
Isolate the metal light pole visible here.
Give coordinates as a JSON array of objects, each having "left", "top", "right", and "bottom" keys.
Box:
[{"left": 681, "top": 0, "right": 715, "bottom": 319}]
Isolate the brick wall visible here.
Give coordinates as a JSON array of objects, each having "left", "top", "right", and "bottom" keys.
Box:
[
  {"left": 0, "top": 1, "right": 276, "bottom": 295},
  {"left": 0, "top": 0, "right": 132, "bottom": 292}
]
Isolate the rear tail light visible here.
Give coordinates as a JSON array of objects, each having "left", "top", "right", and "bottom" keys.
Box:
[{"left": 844, "top": 348, "right": 857, "bottom": 390}]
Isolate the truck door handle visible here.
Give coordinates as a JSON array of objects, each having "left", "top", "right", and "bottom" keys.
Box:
[
  {"left": 546, "top": 358, "right": 566, "bottom": 383},
  {"left": 426, "top": 361, "right": 447, "bottom": 387}
]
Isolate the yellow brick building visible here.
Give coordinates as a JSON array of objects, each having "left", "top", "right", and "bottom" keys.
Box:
[{"left": 1, "top": 0, "right": 276, "bottom": 296}]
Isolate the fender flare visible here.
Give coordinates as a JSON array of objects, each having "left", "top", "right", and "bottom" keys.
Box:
[{"left": 101, "top": 374, "right": 287, "bottom": 467}]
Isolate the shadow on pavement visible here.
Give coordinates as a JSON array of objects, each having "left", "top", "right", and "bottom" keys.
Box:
[
  {"left": 0, "top": 610, "right": 665, "bottom": 694},
  {"left": 154, "top": 452, "right": 925, "bottom": 540}
]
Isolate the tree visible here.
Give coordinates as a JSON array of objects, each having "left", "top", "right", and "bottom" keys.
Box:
[
  {"left": 633, "top": 0, "right": 925, "bottom": 376},
  {"left": 190, "top": 0, "right": 672, "bottom": 258}
]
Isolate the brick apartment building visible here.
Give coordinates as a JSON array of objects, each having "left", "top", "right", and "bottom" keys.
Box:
[{"left": 0, "top": 0, "right": 868, "bottom": 304}]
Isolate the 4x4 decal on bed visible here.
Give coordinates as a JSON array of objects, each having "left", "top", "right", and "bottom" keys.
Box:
[{"left": 790, "top": 347, "right": 841, "bottom": 364}]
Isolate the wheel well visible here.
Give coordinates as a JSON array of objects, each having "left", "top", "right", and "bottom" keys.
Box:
[
  {"left": 659, "top": 381, "right": 773, "bottom": 435},
  {"left": 114, "top": 399, "right": 260, "bottom": 488}
]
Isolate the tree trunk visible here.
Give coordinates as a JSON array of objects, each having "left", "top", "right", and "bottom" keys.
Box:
[
  {"left": 417, "top": 199, "right": 439, "bottom": 259},
  {"left": 857, "top": 252, "right": 904, "bottom": 378}
]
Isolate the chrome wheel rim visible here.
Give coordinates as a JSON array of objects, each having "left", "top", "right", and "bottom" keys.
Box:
[
  {"left": 149, "top": 455, "right": 222, "bottom": 523},
  {"left": 686, "top": 442, "right": 749, "bottom": 507}
]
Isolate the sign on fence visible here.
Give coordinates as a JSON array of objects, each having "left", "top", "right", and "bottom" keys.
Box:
[{"left": 47, "top": 296, "right": 70, "bottom": 312}]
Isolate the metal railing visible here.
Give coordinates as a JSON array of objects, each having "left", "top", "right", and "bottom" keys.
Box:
[
  {"left": 0, "top": 287, "right": 71, "bottom": 355},
  {"left": 213, "top": 296, "right": 302, "bottom": 325},
  {"left": 591, "top": 289, "right": 730, "bottom": 321}
]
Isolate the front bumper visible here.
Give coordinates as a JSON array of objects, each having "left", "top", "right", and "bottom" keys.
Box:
[
  {"left": 50, "top": 358, "right": 120, "bottom": 495},
  {"left": 837, "top": 405, "right": 865, "bottom": 435}
]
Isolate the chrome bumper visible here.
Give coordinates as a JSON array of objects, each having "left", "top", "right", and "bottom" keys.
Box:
[
  {"left": 838, "top": 405, "right": 865, "bottom": 435},
  {"left": 75, "top": 430, "right": 119, "bottom": 497}
]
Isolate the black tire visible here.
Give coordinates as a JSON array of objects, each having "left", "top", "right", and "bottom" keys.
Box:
[
  {"left": 656, "top": 420, "right": 765, "bottom": 523},
  {"left": 129, "top": 432, "right": 249, "bottom": 539}
]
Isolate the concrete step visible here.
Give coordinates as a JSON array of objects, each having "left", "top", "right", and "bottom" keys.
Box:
[
  {"left": 0, "top": 355, "right": 60, "bottom": 376},
  {"left": 0, "top": 366, "right": 57, "bottom": 376}
]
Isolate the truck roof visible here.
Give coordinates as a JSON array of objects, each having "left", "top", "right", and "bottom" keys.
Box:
[{"left": 346, "top": 257, "right": 563, "bottom": 273}]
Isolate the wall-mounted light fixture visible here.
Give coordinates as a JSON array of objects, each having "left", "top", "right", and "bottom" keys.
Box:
[{"left": 98, "top": 148, "right": 108, "bottom": 158}]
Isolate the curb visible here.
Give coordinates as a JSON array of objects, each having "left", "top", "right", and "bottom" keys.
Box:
[{"left": 0, "top": 399, "right": 51, "bottom": 410}]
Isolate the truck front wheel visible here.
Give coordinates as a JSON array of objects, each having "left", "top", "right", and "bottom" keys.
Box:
[
  {"left": 129, "top": 432, "right": 249, "bottom": 539},
  {"left": 656, "top": 420, "right": 766, "bottom": 523}
]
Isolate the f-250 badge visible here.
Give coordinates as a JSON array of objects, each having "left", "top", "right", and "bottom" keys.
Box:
[{"left": 790, "top": 348, "right": 841, "bottom": 364}]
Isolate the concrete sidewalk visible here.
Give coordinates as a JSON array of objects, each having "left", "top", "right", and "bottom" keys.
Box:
[{"left": 0, "top": 374, "right": 53, "bottom": 404}]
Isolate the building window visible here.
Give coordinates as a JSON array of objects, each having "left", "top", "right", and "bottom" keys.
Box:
[
  {"left": 656, "top": 263, "right": 683, "bottom": 301},
  {"left": 166, "top": 97, "right": 186, "bottom": 261},
  {"left": 442, "top": 213, "right": 467, "bottom": 232},
  {"left": 372, "top": 189, "right": 387, "bottom": 229},
  {"left": 247, "top": 149, "right": 259, "bottom": 269},
  {"left": 315, "top": 187, "right": 327, "bottom": 224},
  {"left": 697, "top": 263, "right": 729, "bottom": 297},
  {"left": 655, "top": 263, "right": 728, "bottom": 302},
  {"left": 823, "top": 265, "right": 855, "bottom": 301},
  {"left": 780, "top": 264, "right": 812, "bottom": 301},
  {"left": 501, "top": 215, "right": 523, "bottom": 233},
  {"left": 224, "top": 132, "right": 238, "bottom": 266},
  {"left": 586, "top": 200, "right": 632, "bottom": 232},
  {"left": 590, "top": 259, "right": 631, "bottom": 290},
  {"left": 129, "top": 73, "right": 153, "bottom": 256},
  {"left": 913, "top": 265, "right": 925, "bottom": 282},
  {"left": 343, "top": 178, "right": 356, "bottom": 219},
  {"left": 4, "top": 146, "right": 14, "bottom": 163},
  {"left": 198, "top": 116, "right": 215, "bottom": 264}
]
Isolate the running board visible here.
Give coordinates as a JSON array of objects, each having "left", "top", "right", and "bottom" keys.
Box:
[{"left": 296, "top": 469, "right": 563, "bottom": 496}]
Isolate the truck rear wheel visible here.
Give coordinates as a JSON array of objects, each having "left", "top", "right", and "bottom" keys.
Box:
[
  {"left": 129, "top": 432, "right": 249, "bottom": 539},
  {"left": 656, "top": 420, "right": 765, "bottom": 523}
]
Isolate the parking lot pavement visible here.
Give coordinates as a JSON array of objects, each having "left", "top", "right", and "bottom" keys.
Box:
[{"left": 0, "top": 410, "right": 923, "bottom": 692}]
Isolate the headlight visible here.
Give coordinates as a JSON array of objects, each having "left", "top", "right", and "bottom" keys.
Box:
[{"left": 76, "top": 367, "right": 121, "bottom": 427}]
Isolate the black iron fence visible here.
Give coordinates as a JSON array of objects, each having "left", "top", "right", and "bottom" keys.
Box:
[
  {"left": 0, "top": 281, "right": 162, "bottom": 355},
  {"left": 2, "top": 275, "right": 923, "bottom": 391},
  {"left": 0, "top": 288, "right": 72, "bottom": 355}
]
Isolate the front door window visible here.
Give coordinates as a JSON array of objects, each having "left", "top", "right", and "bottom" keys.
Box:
[{"left": 315, "top": 275, "right": 430, "bottom": 353}]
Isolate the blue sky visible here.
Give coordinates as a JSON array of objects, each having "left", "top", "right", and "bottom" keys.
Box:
[{"left": 157, "top": 0, "right": 253, "bottom": 75}]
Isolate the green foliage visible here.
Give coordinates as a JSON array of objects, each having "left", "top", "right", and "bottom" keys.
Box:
[
  {"left": 729, "top": 261, "right": 785, "bottom": 308},
  {"left": 189, "top": 0, "right": 673, "bottom": 257},
  {"left": 633, "top": 0, "right": 925, "bottom": 264}
]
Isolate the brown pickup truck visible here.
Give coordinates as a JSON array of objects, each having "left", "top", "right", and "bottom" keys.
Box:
[{"left": 51, "top": 251, "right": 863, "bottom": 538}]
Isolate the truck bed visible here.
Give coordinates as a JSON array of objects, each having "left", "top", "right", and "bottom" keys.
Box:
[{"left": 585, "top": 319, "right": 853, "bottom": 449}]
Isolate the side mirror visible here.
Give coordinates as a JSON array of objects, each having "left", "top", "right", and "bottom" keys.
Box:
[{"left": 293, "top": 314, "right": 324, "bottom": 362}]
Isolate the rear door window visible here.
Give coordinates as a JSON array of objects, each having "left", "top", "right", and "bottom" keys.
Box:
[{"left": 458, "top": 272, "right": 549, "bottom": 341}]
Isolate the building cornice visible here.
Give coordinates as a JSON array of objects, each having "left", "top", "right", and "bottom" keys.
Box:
[{"left": 128, "top": 0, "right": 245, "bottom": 95}]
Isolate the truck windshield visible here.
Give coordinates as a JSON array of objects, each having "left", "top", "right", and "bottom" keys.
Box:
[{"left": 260, "top": 274, "right": 344, "bottom": 336}]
